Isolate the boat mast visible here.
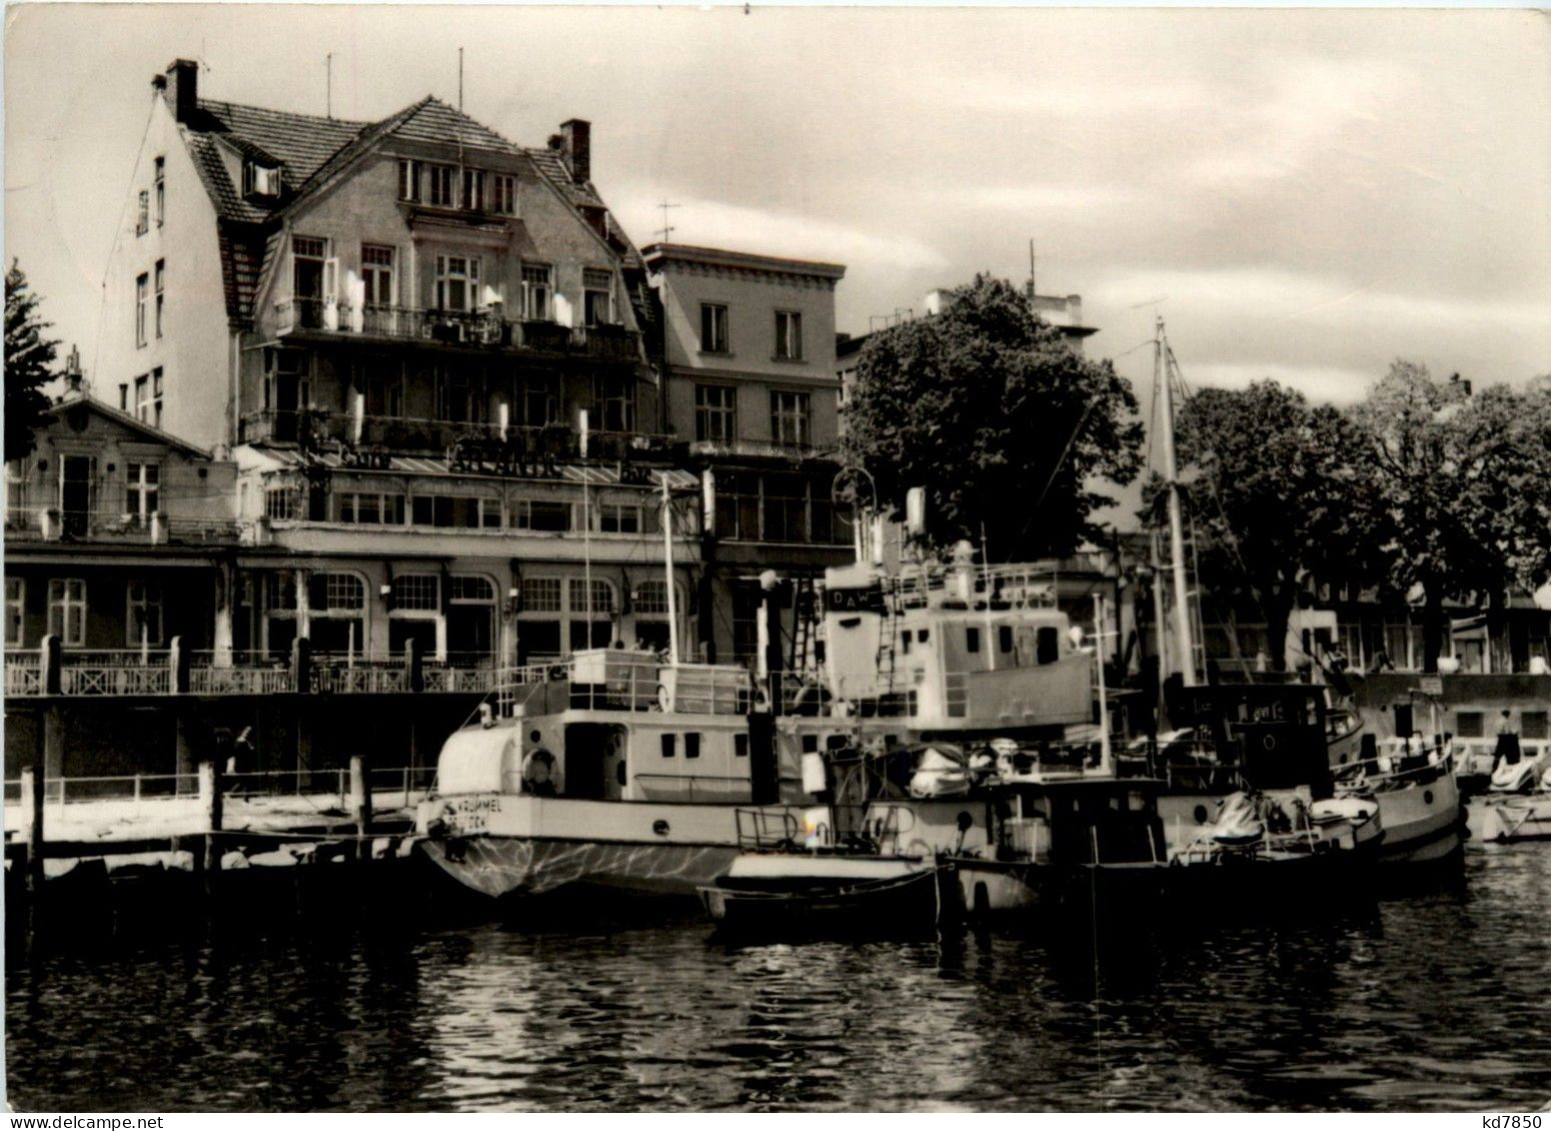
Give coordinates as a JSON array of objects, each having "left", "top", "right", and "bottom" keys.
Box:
[
  {"left": 662, "top": 473, "right": 679, "bottom": 666},
  {"left": 1156, "top": 316, "right": 1197, "bottom": 686}
]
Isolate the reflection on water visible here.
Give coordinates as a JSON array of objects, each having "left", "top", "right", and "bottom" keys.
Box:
[{"left": 7, "top": 845, "right": 1550, "bottom": 1112}]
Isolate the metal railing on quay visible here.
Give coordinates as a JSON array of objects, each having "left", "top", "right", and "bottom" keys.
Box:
[{"left": 0, "top": 767, "right": 442, "bottom": 809}]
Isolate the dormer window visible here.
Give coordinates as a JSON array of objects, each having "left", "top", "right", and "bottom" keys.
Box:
[
  {"left": 462, "top": 169, "right": 484, "bottom": 211},
  {"left": 398, "top": 159, "right": 422, "bottom": 202},
  {"left": 428, "top": 165, "right": 455, "bottom": 208},
  {"left": 243, "top": 160, "right": 282, "bottom": 199}
]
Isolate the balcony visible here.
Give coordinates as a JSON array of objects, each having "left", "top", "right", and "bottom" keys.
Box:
[
  {"left": 688, "top": 437, "right": 836, "bottom": 461},
  {"left": 3, "top": 508, "right": 240, "bottom": 546},
  {"left": 239, "top": 409, "right": 683, "bottom": 464},
  {"left": 272, "top": 300, "right": 641, "bottom": 360}
]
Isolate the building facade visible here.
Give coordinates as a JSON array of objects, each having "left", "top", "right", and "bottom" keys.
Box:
[{"left": 642, "top": 243, "right": 853, "bottom": 666}]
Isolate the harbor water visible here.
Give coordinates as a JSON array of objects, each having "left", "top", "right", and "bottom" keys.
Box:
[{"left": 6, "top": 842, "right": 1549, "bottom": 1113}]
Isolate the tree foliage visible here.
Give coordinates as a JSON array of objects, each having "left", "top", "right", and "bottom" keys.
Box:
[
  {"left": 841, "top": 275, "right": 1143, "bottom": 561},
  {"left": 5, "top": 259, "right": 58, "bottom": 462},
  {"left": 1171, "top": 380, "right": 1378, "bottom": 670},
  {"left": 1343, "top": 361, "right": 1549, "bottom": 670}
]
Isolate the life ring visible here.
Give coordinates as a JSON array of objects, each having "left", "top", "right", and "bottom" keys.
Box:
[{"left": 656, "top": 684, "right": 672, "bottom": 712}]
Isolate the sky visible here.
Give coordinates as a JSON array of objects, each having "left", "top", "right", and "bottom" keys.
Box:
[{"left": 5, "top": 4, "right": 1550, "bottom": 413}]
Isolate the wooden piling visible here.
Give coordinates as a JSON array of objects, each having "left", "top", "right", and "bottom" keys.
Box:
[
  {"left": 350, "top": 754, "right": 373, "bottom": 862},
  {"left": 22, "top": 761, "right": 45, "bottom": 899},
  {"left": 199, "top": 758, "right": 223, "bottom": 894}
]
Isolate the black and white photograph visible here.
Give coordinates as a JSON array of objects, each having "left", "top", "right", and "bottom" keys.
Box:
[{"left": 3, "top": 2, "right": 1549, "bottom": 1116}]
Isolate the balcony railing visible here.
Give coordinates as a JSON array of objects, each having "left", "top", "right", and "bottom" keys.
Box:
[
  {"left": 58, "top": 650, "right": 176, "bottom": 696},
  {"left": 4, "top": 508, "right": 240, "bottom": 545},
  {"left": 239, "top": 409, "right": 682, "bottom": 464},
  {"left": 688, "top": 438, "right": 835, "bottom": 461},
  {"left": 272, "top": 300, "right": 641, "bottom": 359}
]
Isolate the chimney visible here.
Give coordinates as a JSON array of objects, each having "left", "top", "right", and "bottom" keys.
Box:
[
  {"left": 165, "top": 59, "right": 199, "bottom": 124},
  {"left": 559, "top": 119, "right": 590, "bottom": 185}
]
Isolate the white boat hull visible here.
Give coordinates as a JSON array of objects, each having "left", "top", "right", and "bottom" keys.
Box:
[
  {"left": 1367, "top": 775, "right": 1463, "bottom": 863},
  {"left": 420, "top": 833, "right": 742, "bottom": 899},
  {"left": 1473, "top": 794, "right": 1551, "bottom": 843}
]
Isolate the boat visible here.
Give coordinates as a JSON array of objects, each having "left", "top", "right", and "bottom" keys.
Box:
[
  {"left": 1333, "top": 735, "right": 1465, "bottom": 863},
  {"left": 946, "top": 773, "right": 1170, "bottom": 918},
  {"left": 698, "top": 804, "right": 953, "bottom": 935},
  {"left": 1164, "top": 788, "right": 1383, "bottom": 907},
  {"left": 1474, "top": 746, "right": 1551, "bottom": 843},
  {"left": 414, "top": 525, "right": 1106, "bottom": 903}
]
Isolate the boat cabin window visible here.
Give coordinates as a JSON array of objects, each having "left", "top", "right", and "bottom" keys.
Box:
[
  {"left": 966, "top": 627, "right": 981, "bottom": 654},
  {"left": 661, "top": 734, "right": 676, "bottom": 758},
  {"left": 917, "top": 629, "right": 929, "bottom": 643},
  {"left": 900, "top": 632, "right": 911, "bottom": 655},
  {"left": 735, "top": 734, "right": 749, "bottom": 758},
  {"left": 999, "top": 625, "right": 1014, "bottom": 654},
  {"left": 685, "top": 733, "right": 701, "bottom": 759},
  {"left": 826, "top": 734, "right": 849, "bottom": 750},
  {"left": 1524, "top": 712, "right": 1548, "bottom": 740},
  {"left": 1037, "top": 626, "right": 1059, "bottom": 665},
  {"left": 1456, "top": 712, "right": 1484, "bottom": 739},
  {"left": 802, "top": 734, "right": 818, "bottom": 753}
]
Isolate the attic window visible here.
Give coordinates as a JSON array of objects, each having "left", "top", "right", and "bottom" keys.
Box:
[{"left": 242, "top": 160, "right": 282, "bottom": 199}]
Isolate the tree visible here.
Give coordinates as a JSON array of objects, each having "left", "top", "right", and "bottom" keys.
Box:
[
  {"left": 841, "top": 275, "right": 1143, "bottom": 561},
  {"left": 1346, "top": 361, "right": 1551, "bottom": 672},
  {"left": 5, "top": 259, "right": 58, "bottom": 462},
  {"left": 1170, "top": 380, "right": 1378, "bottom": 672}
]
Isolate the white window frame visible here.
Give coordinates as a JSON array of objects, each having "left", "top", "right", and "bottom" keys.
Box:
[
  {"left": 435, "top": 255, "right": 480, "bottom": 313},
  {"left": 428, "top": 164, "right": 456, "bottom": 207},
  {"left": 135, "top": 274, "right": 148, "bottom": 347},
  {"left": 771, "top": 390, "right": 811, "bottom": 448},
  {"left": 521, "top": 264, "right": 552, "bottom": 321},
  {"left": 362, "top": 245, "right": 395, "bottom": 308},
  {"left": 492, "top": 174, "right": 517, "bottom": 216},
  {"left": 126, "top": 462, "right": 160, "bottom": 526},
  {"left": 154, "top": 261, "right": 165, "bottom": 339},
  {"left": 700, "top": 303, "right": 729, "bottom": 354},
  {"left": 775, "top": 310, "right": 803, "bottom": 361},
  {"left": 410, "top": 493, "right": 500, "bottom": 529},
  {"left": 47, "top": 578, "right": 87, "bottom": 647},
  {"left": 598, "top": 503, "right": 642, "bottom": 534},
  {"left": 153, "top": 157, "right": 165, "bottom": 227},
  {"left": 392, "top": 573, "right": 441, "bottom": 612},
  {"left": 398, "top": 159, "right": 421, "bottom": 202},
  {"left": 335, "top": 490, "right": 406, "bottom": 525},
  {"left": 512, "top": 498, "right": 573, "bottom": 532},
  {"left": 695, "top": 384, "right": 737, "bottom": 443},
  {"left": 461, "top": 168, "right": 484, "bottom": 211},
  {"left": 6, "top": 578, "right": 25, "bottom": 647},
  {"left": 125, "top": 580, "right": 165, "bottom": 647},
  {"left": 583, "top": 268, "right": 614, "bottom": 327}
]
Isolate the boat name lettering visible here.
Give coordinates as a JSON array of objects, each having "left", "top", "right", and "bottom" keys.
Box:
[
  {"left": 826, "top": 586, "right": 884, "bottom": 614},
  {"left": 454, "top": 797, "right": 500, "bottom": 815}
]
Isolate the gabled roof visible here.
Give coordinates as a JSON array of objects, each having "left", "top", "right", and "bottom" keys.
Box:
[
  {"left": 174, "top": 88, "right": 635, "bottom": 328},
  {"left": 45, "top": 395, "right": 214, "bottom": 460}
]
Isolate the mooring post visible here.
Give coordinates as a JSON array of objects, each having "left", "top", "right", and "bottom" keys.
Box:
[
  {"left": 23, "top": 760, "right": 45, "bottom": 901},
  {"left": 349, "top": 754, "right": 373, "bottom": 862},
  {"left": 199, "top": 758, "right": 224, "bottom": 894}
]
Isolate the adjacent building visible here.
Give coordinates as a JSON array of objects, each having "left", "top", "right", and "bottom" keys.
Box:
[{"left": 643, "top": 244, "right": 852, "bottom": 665}]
